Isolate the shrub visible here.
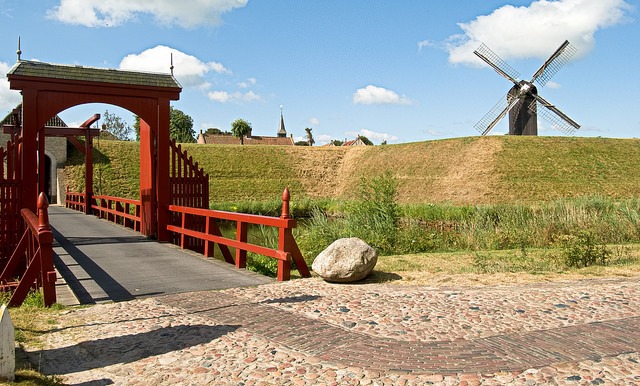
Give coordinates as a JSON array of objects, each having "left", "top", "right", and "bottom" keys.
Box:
[{"left": 559, "top": 231, "right": 610, "bottom": 268}]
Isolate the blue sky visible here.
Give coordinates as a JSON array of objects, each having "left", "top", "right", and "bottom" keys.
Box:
[{"left": 1, "top": 0, "right": 637, "bottom": 144}]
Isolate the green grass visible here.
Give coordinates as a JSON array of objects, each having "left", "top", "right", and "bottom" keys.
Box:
[{"left": 64, "top": 136, "right": 640, "bottom": 206}]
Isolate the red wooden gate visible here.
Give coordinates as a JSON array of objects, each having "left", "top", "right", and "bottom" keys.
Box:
[
  {"left": 0, "top": 138, "right": 22, "bottom": 265},
  {"left": 169, "top": 140, "right": 209, "bottom": 251}
]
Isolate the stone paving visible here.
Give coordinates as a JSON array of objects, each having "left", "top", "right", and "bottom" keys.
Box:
[{"left": 23, "top": 277, "right": 640, "bottom": 385}]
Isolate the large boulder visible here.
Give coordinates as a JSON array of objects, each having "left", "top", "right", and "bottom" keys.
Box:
[{"left": 312, "top": 238, "right": 378, "bottom": 283}]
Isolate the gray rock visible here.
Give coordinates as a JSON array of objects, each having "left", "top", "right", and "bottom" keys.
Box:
[{"left": 312, "top": 238, "right": 378, "bottom": 283}]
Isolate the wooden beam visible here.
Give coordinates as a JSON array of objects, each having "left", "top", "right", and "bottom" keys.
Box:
[
  {"left": 3, "top": 125, "right": 100, "bottom": 137},
  {"left": 67, "top": 136, "right": 85, "bottom": 154}
]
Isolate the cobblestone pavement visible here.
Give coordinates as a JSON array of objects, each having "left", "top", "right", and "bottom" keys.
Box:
[{"left": 24, "top": 277, "right": 640, "bottom": 385}]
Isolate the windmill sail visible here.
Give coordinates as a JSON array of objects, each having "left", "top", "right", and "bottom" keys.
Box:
[
  {"left": 473, "top": 40, "right": 579, "bottom": 136},
  {"left": 474, "top": 43, "right": 520, "bottom": 84},
  {"left": 531, "top": 95, "right": 580, "bottom": 135},
  {"left": 530, "top": 40, "right": 576, "bottom": 87}
]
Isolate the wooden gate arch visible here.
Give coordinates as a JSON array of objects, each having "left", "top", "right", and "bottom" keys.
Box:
[{"left": 7, "top": 60, "right": 181, "bottom": 240}]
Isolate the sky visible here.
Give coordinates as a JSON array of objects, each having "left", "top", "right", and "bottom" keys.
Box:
[{"left": 0, "top": 0, "right": 638, "bottom": 145}]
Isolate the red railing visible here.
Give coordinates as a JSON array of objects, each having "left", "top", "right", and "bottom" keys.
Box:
[
  {"left": 167, "top": 188, "right": 311, "bottom": 281},
  {"left": 91, "top": 194, "right": 141, "bottom": 232},
  {"left": 65, "top": 189, "right": 87, "bottom": 212},
  {"left": 0, "top": 193, "right": 56, "bottom": 307},
  {"left": 66, "top": 190, "right": 141, "bottom": 231}
]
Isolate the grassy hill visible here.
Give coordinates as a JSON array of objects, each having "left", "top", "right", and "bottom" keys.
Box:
[{"left": 64, "top": 136, "right": 640, "bottom": 205}]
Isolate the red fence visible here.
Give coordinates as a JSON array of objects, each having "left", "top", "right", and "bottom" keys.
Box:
[
  {"left": 1, "top": 138, "right": 22, "bottom": 264},
  {"left": 0, "top": 193, "right": 56, "bottom": 306},
  {"left": 66, "top": 191, "right": 141, "bottom": 232},
  {"left": 65, "top": 189, "right": 87, "bottom": 212},
  {"left": 170, "top": 139, "right": 209, "bottom": 208},
  {"left": 169, "top": 139, "right": 209, "bottom": 251},
  {"left": 167, "top": 188, "right": 310, "bottom": 281}
]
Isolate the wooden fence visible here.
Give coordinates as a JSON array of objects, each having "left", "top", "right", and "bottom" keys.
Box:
[
  {"left": 167, "top": 188, "right": 310, "bottom": 281},
  {"left": 0, "top": 193, "right": 56, "bottom": 307},
  {"left": 0, "top": 139, "right": 22, "bottom": 265},
  {"left": 169, "top": 139, "right": 209, "bottom": 251}
]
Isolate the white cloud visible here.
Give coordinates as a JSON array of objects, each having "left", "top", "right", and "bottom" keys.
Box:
[
  {"left": 444, "top": 0, "right": 632, "bottom": 65},
  {"left": 208, "top": 90, "right": 262, "bottom": 103},
  {"left": 417, "top": 40, "right": 435, "bottom": 51},
  {"left": 315, "top": 134, "right": 332, "bottom": 145},
  {"left": 353, "top": 85, "right": 412, "bottom": 105},
  {"left": 119, "top": 45, "right": 230, "bottom": 88},
  {"left": 0, "top": 62, "right": 21, "bottom": 112},
  {"left": 238, "top": 78, "right": 257, "bottom": 88},
  {"left": 47, "top": 0, "right": 248, "bottom": 28},
  {"left": 309, "top": 117, "right": 320, "bottom": 126},
  {"left": 346, "top": 129, "right": 399, "bottom": 144}
]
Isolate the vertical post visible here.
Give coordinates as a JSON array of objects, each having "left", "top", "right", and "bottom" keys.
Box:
[
  {"left": 84, "top": 124, "right": 93, "bottom": 215},
  {"left": 36, "top": 193, "right": 56, "bottom": 307},
  {"left": 139, "top": 118, "right": 156, "bottom": 237},
  {"left": 156, "top": 99, "right": 170, "bottom": 241},
  {"left": 204, "top": 216, "right": 215, "bottom": 258},
  {"left": 20, "top": 90, "right": 38, "bottom": 213},
  {"left": 281, "top": 187, "right": 291, "bottom": 219},
  {"left": 236, "top": 222, "right": 247, "bottom": 268}
]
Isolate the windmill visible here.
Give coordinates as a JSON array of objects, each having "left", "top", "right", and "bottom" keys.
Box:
[{"left": 474, "top": 40, "right": 580, "bottom": 136}]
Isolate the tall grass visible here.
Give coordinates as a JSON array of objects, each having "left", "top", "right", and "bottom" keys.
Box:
[{"left": 296, "top": 175, "right": 640, "bottom": 261}]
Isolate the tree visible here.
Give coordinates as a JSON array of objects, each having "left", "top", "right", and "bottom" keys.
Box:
[
  {"left": 133, "top": 115, "right": 141, "bottom": 141},
  {"left": 231, "top": 118, "right": 252, "bottom": 145},
  {"left": 330, "top": 139, "right": 344, "bottom": 146},
  {"left": 101, "top": 110, "right": 132, "bottom": 140},
  {"left": 205, "top": 127, "right": 231, "bottom": 136},
  {"left": 132, "top": 107, "right": 195, "bottom": 143},
  {"left": 358, "top": 135, "right": 373, "bottom": 146},
  {"left": 294, "top": 140, "right": 310, "bottom": 146},
  {"left": 170, "top": 106, "right": 195, "bottom": 143},
  {"left": 305, "top": 127, "right": 315, "bottom": 146}
]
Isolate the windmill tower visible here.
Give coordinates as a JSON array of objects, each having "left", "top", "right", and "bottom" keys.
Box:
[{"left": 474, "top": 40, "right": 580, "bottom": 136}]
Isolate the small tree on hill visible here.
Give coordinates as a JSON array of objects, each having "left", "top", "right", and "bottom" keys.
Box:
[
  {"left": 101, "top": 110, "right": 132, "bottom": 140},
  {"left": 358, "top": 135, "right": 373, "bottom": 146},
  {"left": 132, "top": 106, "right": 195, "bottom": 143},
  {"left": 231, "top": 119, "right": 252, "bottom": 145},
  {"left": 170, "top": 107, "right": 195, "bottom": 143},
  {"left": 305, "top": 127, "right": 315, "bottom": 146}
]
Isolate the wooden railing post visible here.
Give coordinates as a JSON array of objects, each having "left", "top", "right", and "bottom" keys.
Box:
[
  {"left": 36, "top": 193, "right": 56, "bottom": 307},
  {"left": 281, "top": 187, "right": 291, "bottom": 219},
  {"left": 236, "top": 222, "right": 247, "bottom": 268}
]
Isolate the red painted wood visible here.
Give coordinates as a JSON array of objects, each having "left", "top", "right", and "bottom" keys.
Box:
[
  {"left": 166, "top": 188, "right": 311, "bottom": 281},
  {"left": 0, "top": 193, "right": 56, "bottom": 307}
]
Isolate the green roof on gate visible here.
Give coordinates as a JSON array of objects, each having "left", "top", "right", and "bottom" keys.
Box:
[{"left": 7, "top": 60, "right": 182, "bottom": 90}]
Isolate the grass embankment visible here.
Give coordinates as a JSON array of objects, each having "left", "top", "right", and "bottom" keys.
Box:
[{"left": 65, "top": 136, "right": 640, "bottom": 205}]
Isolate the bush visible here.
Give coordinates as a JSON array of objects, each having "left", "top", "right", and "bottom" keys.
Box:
[{"left": 559, "top": 231, "right": 610, "bottom": 268}]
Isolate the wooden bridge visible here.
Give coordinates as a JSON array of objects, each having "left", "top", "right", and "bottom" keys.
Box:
[{"left": 0, "top": 59, "right": 310, "bottom": 306}]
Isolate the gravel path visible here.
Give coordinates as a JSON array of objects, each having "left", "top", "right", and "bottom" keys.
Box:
[{"left": 23, "top": 277, "right": 640, "bottom": 385}]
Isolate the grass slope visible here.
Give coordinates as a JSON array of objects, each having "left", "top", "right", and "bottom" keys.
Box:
[{"left": 64, "top": 136, "right": 640, "bottom": 205}]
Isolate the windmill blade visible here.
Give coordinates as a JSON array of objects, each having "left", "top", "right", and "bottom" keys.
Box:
[
  {"left": 530, "top": 40, "right": 576, "bottom": 87},
  {"left": 531, "top": 94, "right": 580, "bottom": 135},
  {"left": 474, "top": 43, "right": 520, "bottom": 85},
  {"left": 475, "top": 93, "right": 522, "bottom": 135}
]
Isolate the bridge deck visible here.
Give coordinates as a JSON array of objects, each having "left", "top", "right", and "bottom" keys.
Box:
[{"left": 49, "top": 206, "right": 272, "bottom": 305}]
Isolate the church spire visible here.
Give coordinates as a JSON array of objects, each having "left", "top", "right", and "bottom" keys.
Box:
[{"left": 277, "top": 105, "right": 287, "bottom": 138}]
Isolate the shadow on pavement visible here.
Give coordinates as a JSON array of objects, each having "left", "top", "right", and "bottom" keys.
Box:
[{"left": 30, "top": 324, "right": 239, "bottom": 375}]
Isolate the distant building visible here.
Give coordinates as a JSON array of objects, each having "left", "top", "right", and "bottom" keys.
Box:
[
  {"left": 197, "top": 110, "right": 294, "bottom": 146},
  {"left": 342, "top": 136, "right": 369, "bottom": 147}
]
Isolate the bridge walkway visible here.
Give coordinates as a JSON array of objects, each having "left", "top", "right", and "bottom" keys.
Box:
[{"left": 48, "top": 205, "right": 271, "bottom": 305}]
